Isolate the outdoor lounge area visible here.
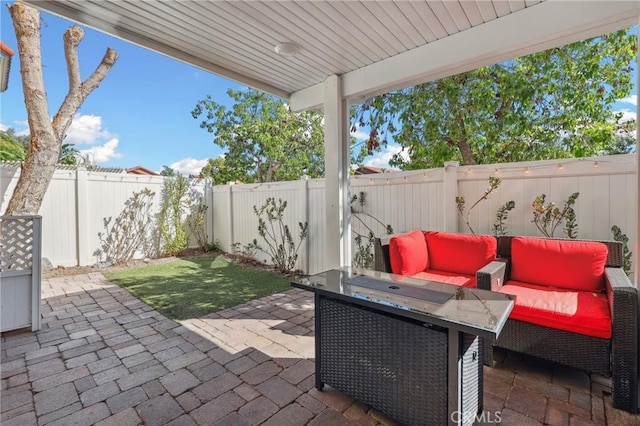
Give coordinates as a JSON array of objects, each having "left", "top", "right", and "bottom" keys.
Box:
[
  {"left": 2, "top": 271, "right": 639, "bottom": 426},
  {"left": 2, "top": 1, "right": 640, "bottom": 425}
]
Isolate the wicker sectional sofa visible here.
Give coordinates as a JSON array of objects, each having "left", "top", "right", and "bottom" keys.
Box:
[{"left": 374, "top": 232, "right": 639, "bottom": 413}]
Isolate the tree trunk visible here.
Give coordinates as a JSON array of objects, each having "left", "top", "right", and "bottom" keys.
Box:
[
  {"left": 454, "top": 109, "right": 476, "bottom": 165},
  {"left": 5, "top": 3, "right": 117, "bottom": 215}
]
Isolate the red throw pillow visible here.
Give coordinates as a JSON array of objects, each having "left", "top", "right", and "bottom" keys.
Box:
[
  {"left": 424, "top": 232, "right": 497, "bottom": 275},
  {"left": 510, "top": 237, "right": 607, "bottom": 292},
  {"left": 389, "top": 230, "right": 429, "bottom": 276}
]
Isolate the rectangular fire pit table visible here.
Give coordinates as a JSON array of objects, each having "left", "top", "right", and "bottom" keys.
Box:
[{"left": 292, "top": 267, "right": 514, "bottom": 426}]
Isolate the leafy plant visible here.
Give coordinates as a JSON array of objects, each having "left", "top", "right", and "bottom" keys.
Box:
[
  {"left": 493, "top": 200, "right": 516, "bottom": 236},
  {"left": 531, "top": 192, "right": 579, "bottom": 238},
  {"left": 206, "top": 239, "right": 223, "bottom": 253},
  {"left": 611, "top": 225, "right": 633, "bottom": 276},
  {"left": 156, "top": 175, "right": 190, "bottom": 255},
  {"left": 231, "top": 242, "right": 257, "bottom": 258},
  {"left": 457, "top": 176, "right": 508, "bottom": 235},
  {"left": 351, "top": 192, "right": 393, "bottom": 269},
  {"left": 185, "top": 184, "right": 209, "bottom": 252},
  {"left": 94, "top": 189, "right": 156, "bottom": 264},
  {"left": 248, "top": 198, "right": 308, "bottom": 274}
]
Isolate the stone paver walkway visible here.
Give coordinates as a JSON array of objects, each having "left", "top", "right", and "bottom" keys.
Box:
[{"left": 2, "top": 272, "right": 639, "bottom": 425}]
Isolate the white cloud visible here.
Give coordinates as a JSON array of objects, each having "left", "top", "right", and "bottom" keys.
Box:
[
  {"left": 351, "top": 129, "right": 369, "bottom": 140},
  {"left": 169, "top": 157, "right": 209, "bottom": 176},
  {"left": 616, "top": 108, "right": 637, "bottom": 123},
  {"left": 65, "top": 114, "right": 112, "bottom": 145},
  {"left": 0, "top": 121, "right": 29, "bottom": 135},
  {"left": 79, "top": 138, "right": 123, "bottom": 164},
  {"left": 619, "top": 95, "right": 637, "bottom": 107},
  {"left": 365, "top": 144, "right": 408, "bottom": 169}
]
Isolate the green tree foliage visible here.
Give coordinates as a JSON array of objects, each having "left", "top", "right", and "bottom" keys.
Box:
[
  {"left": 353, "top": 30, "right": 636, "bottom": 169},
  {"left": 602, "top": 120, "right": 636, "bottom": 155},
  {"left": 58, "top": 143, "right": 79, "bottom": 165},
  {"left": 0, "top": 131, "right": 27, "bottom": 161},
  {"left": 200, "top": 156, "right": 250, "bottom": 185},
  {"left": 2, "top": 130, "right": 79, "bottom": 165},
  {"left": 2, "top": 128, "right": 30, "bottom": 147},
  {"left": 160, "top": 166, "right": 177, "bottom": 177},
  {"left": 193, "top": 89, "right": 325, "bottom": 183}
]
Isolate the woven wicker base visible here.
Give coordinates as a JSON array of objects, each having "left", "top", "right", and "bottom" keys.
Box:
[{"left": 317, "top": 296, "right": 481, "bottom": 426}]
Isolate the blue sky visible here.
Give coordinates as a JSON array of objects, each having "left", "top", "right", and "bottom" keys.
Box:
[{"left": 0, "top": 8, "right": 637, "bottom": 175}]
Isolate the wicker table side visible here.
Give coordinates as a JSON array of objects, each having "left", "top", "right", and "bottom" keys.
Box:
[
  {"left": 318, "top": 296, "right": 484, "bottom": 425},
  {"left": 318, "top": 296, "right": 448, "bottom": 425}
]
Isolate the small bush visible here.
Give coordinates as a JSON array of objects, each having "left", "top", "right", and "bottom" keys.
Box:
[
  {"left": 248, "top": 198, "right": 308, "bottom": 274},
  {"left": 531, "top": 192, "right": 579, "bottom": 238},
  {"left": 94, "top": 189, "right": 156, "bottom": 264},
  {"left": 611, "top": 225, "right": 633, "bottom": 276},
  {"left": 351, "top": 192, "right": 393, "bottom": 269}
]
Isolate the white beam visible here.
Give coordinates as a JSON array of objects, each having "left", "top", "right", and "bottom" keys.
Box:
[
  {"left": 290, "top": 83, "right": 325, "bottom": 113},
  {"left": 324, "top": 75, "right": 351, "bottom": 268},
  {"left": 291, "top": 0, "right": 639, "bottom": 110}
]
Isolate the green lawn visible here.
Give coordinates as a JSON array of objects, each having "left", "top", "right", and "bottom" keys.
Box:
[{"left": 105, "top": 256, "right": 292, "bottom": 321}]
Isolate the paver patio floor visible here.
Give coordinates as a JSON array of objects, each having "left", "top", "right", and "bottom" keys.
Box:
[{"left": 2, "top": 272, "right": 639, "bottom": 425}]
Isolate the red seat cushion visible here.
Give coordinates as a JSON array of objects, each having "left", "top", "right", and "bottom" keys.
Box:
[
  {"left": 389, "top": 230, "right": 429, "bottom": 276},
  {"left": 499, "top": 281, "right": 611, "bottom": 339},
  {"left": 412, "top": 269, "right": 476, "bottom": 287},
  {"left": 424, "top": 232, "right": 496, "bottom": 275},
  {"left": 510, "top": 237, "right": 607, "bottom": 292}
]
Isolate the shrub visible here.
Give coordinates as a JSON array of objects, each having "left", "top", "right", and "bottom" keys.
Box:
[
  {"left": 156, "top": 175, "right": 190, "bottom": 255},
  {"left": 94, "top": 188, "right": 156, "bottom": 264},
  {"left": 531, "top": 192, "right": 579, "bottom": 238},
  {"left": 611, "top": 225, "right": 633, "bottom": 276},
  {"left": 248, "top": 198, "right": 308, "bottom": 274},
  {"left": 351, "top": 191, "right": 393, "bottom": 268},
  {"left": 493, "top": 201, "right": 516, "bottom": 236}
]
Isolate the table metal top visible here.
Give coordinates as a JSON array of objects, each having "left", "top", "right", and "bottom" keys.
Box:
[{"left": 292, "top": 267, "right": 514, "bottom": 340}]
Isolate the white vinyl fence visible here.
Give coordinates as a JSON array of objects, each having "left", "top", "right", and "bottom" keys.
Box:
[
  {"left": 212, "top": 154, "right": 637, "bottom": 275},
  {"left": 1, "top": 154, "right": 636, "bottom": 276},
  {"left": 0, "top": 166, "right": 211, "bottom": 267}
]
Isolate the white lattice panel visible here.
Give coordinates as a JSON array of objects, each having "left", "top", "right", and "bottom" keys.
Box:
[{"left": 1, "top": 217, "right": 34, "bottom": 272}]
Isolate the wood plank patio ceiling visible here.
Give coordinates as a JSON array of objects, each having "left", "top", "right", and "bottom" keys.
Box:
[{"left": 23, "top": 1, "right": 639, "bottom": 106}]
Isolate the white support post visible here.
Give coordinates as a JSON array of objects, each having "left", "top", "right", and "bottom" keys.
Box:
[
  {"left": 206, "top": 179, "right": 214, "bottom": 244},
  {"left": 635, "top": 18, "right": 639, "bottom": 288},
  {"left": 76, "top": 167, "right": 90, "bottom": 266},
  {"left": 228, "top": 182, "right": 235, "bottom": 253},
  {"left": 443, "top": 161, "right": 459, "bottom": 233},
  {"left": 302, "top": 176, "right": 310, "bottom": 274},
  {"left": 324, "top": 74, "right": 351, "bottom": 268}
]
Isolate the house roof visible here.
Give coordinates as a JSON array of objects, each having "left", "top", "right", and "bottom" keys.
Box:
[
  {"left": 355, "top": 166, "right": 385, "bottom": 175},
  {"left": 0, "top": 41, "right": 14, "bottom": 93},
  {"left": 23, "top": 1, "right": 639, "bottom": 111},
  {"left": 126, "top": 166, "right": 160, "bottom": 176}
]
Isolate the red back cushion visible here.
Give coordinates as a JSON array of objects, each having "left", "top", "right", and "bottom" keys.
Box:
[
  {"left": 424, "top": 232, "right": 497, "bottom": 275},
  {"left": 510, "top": 237, "right": 607, "bottom": 292},
  {"left": 389, "top": 230, "right": 429, "bottom": 276}
]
